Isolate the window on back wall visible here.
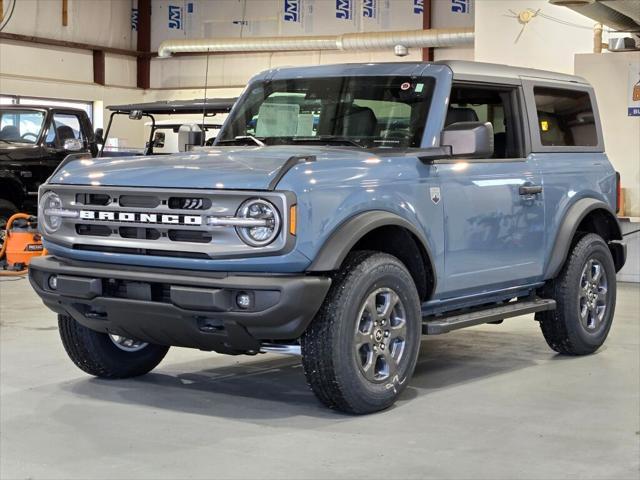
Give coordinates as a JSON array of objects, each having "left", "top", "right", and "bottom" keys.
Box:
[
  {"left": 0, "top": 96, "right": 18, "bottom": 105},
  {"left": 18, "top": 97, "right": 93, "bottom": 123},
  {"left": 533, "top": 87, "right": 597, "bottom": 147},
  {"left": 2, "top": 96, "right": 93, "bottom": 122}
]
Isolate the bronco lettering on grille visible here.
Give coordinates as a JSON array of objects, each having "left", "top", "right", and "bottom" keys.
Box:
[{"left": 79, "top": 210, "right": 202, "bottom": 226}]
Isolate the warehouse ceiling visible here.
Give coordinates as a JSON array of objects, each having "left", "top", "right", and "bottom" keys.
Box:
[{"left": 550, "top": 0, "right": 640, "bottom": 32}]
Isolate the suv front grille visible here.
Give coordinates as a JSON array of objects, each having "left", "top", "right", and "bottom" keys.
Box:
[{"left": 46, "top": 186, "right": 290, "bottom": 260}]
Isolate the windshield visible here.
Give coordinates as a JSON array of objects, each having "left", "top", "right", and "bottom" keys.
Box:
[
  {"left": 218, "top": 76, "right": 435, "bottom": 148},
  {"left": 0, "top": 109, "right": 46, "bottom": 144}
]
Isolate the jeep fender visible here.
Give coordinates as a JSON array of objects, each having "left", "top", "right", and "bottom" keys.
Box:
[
  {"left": 307, "top": 210, "right": 436, "bottom": 279},
  {"left": 0, "top": 171, "right": 26, "bottom": 208},
  {"left": 544, "top": 198, "right": 623, "bottom": 280}
]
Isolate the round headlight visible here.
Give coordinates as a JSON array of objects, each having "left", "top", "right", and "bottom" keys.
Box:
[
  {"left": 40, "top": 191, "right": 63, "bottom": 233},
  {"left": 236, "top": 199, "right": 281, "bottom": 247}
]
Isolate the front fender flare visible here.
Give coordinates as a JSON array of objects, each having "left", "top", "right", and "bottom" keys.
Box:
[
  {"left": 544, "top": 198, "right": 622, "bottom": 280},
  {"left": 307, "top": 210, "right": 435, "bottom": 275},
  {"left": 0, "top": 170, "right": 26, "bottom": 207}
]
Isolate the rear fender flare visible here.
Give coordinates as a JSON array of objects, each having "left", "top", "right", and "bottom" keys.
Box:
[{"left": 544, "top": 198, "right": 622, "bottom": 279}]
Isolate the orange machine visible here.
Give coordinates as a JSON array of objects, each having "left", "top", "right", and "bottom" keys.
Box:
[{"left": 0, "top": 214, "right": 46, "bottom": 276}]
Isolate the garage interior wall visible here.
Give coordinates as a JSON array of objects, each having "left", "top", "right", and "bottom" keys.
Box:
[
  {"left": 575, "top": 52, "right": 640, "bottom": 218},
  {"left": 0, "top": 0, "right": 144, "bottom": 147}
]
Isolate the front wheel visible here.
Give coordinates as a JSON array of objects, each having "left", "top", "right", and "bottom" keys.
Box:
[
  {"left": 58, "top": 314, "right": 169, "bottom": 378},
  {"left": 537, "top": 233, "right": 617, "bottom": 355},
  {"left": 301, "top": 252, "right": 422, "bottom": 414}
]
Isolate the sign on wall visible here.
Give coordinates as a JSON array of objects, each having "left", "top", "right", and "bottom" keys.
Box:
[
  {"left": 361, "top": 0, "right": 392, "bottom": 29},
  {"left": 451, "top": 0, "right": 471, "bottom": 14},
  {"left": 629, "top": 62, "right": 640, "bottom": 117},
  {"left": 335, "top": 0, "right": 354, "bottom": 20}
]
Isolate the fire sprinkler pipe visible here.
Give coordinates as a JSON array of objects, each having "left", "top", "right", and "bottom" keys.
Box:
[{"left": 157, "top": 28, "right": 474, "bottom": 58}]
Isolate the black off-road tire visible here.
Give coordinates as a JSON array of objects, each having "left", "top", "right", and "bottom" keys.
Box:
[
  {"left": 537, "top": 233, "right": 617, "bottom": 355},
  {"left": 58, "top": 314, "right": 170, "bottom": 378},
  {"left": 301, "top": 251, "right": 422, "bottom": 414}
]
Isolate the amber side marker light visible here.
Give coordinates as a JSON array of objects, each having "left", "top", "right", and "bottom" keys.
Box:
[{"left": 289, "top": 205, "right": 297, "bottom": 236}]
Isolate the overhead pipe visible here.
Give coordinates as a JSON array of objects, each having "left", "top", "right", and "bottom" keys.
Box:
[
  {"left": 157, "top": 28, "right": 474, "bottom": 58},
  {"left": 548, "top": 0, "right": 639, "bottom": 33}
]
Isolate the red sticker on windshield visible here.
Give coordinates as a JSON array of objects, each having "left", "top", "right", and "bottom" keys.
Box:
[{"left": 400, "top": 82, "right": 411, "bottom": 91}]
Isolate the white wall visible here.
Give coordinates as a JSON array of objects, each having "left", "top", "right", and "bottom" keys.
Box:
[
  {"left": 575, "top": 52, "right": 640, "bottom": 218},
  {"left": 0, "top": 66, "right": 147, "bottom": 148},
  {"left": 0, "top": 39, "right": 143, "bottom": 146},
  {"left": 0, "top": 0, "right": 141, "bottom": 142},
  {"left": 148, "top": 0, "right": 435, "bottom": 89},
  {"left": 433, "top": 0, "right": 474, "bottom": 61},
  {"left": 474, "top": 0, "right": 595, "bottom": 73},
  {"left": 3, "top": 0, "right": 135, "bottom": 50}
]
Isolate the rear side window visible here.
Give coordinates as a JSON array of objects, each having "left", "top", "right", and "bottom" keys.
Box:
[{"left": 533, "top": 87, "right": 597, "bottom": 147}]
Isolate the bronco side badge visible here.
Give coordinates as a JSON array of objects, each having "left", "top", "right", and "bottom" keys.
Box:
[{"left": 430, "top": 187, "right": 441, "bottom": 205}]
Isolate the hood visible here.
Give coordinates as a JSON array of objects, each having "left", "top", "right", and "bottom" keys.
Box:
[{"left": 49, "top": 145, "right": 379, "bottom": 191}]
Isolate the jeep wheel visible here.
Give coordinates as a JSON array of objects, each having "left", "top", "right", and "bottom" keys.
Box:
[
  {"left": 301, "top": 252, "right": 422, "bottom": 414},
  {"left": 0, "top": 199, "right": 18, "bottom": 246},
  {"left": 537, "top": 233, "right": 617, "bottom": 355},
  {"left": 58, "top": 314, "right": 169, "bottom": 378}
]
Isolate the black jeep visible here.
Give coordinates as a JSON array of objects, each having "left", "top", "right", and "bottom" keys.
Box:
[{"left": 0, "top": 105, "right": 98, "bottom": 230}]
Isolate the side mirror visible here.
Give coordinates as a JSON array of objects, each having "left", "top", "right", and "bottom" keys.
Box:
[
  {"left": 94, "top": 128, "right": 104, "bottom": 144},
  {"left": 63, "top": 138, "right": 83, "bottom": 152},
  {"left": 128, "top": 110, "right": 143, "bottom": 120},
  {"left": 153, "top": 131, "right": 165, "bottom": 148},
  {"left": 441, "top": 121, "right": 494, "bottom": 158}
]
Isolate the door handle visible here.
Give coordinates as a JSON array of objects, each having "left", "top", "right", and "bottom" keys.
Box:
[{"left": 519, "top": 185, "right": 543, "bottom": 196}]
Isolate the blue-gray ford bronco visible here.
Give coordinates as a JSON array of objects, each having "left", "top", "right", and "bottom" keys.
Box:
[{"left": 29, "top": 61, "right": 627, "bottom": 414}]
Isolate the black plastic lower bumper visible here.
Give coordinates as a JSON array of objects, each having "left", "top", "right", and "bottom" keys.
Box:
[{"left": 29, "top": 256, "right": 331, "bottom": 354}]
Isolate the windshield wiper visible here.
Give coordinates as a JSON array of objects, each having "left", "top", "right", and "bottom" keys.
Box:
[
  {"left": 217, "top": 135, "right": 265, "bottom": 147},
  {"left": 291, "top": 136, "right": 364, "bottom": 148}
]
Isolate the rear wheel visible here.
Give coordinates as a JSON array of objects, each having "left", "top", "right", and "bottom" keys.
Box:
[
  {"left": 537, "top": 233, "right": 616, "bottom": 355},
  {"left": 301, "top": 252, "right": 422, "bottom": 414},
  {"left": 58, "top": 314, "right": 169, "bottom": 378}
]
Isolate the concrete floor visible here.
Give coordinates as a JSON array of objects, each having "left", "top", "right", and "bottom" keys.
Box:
[{"left": 1, "top": 278, "right": 638, "bottom": 480}]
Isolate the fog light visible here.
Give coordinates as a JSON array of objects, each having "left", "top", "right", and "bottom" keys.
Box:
[
  {"left": 236, "top": 292, "right": 252, "bottom": 310},
  {"left": 48, "top": 275, "right": 58, "bottom": 290}
]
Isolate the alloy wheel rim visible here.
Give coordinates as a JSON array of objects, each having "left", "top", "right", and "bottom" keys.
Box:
[
  {"left": 354, "top": 287, "right": 407, "bottom": 383},
  {"left": 578, "top": 258, "right": 608, "bottom": 332},
  {"left": 109, "top": 334, "right": 148, "bottom": 352}
]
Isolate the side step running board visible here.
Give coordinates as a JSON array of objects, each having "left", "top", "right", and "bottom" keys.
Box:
[{"left": 422, "top": 297, "right": 556, "bottom": 335}]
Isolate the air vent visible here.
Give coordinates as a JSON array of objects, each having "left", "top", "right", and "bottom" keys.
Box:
[
  {"left": 168, "top": 197, "right": 212, "bottom": 210},
  {"left": 119, "top": 227, "right": 161, "bottom": 240},
  {"left": 168, "top": 230, "right": 212, "bottom": 243},
  {"left": 119, "top": 195, "right": 160, "bottom": 208},
  {"left": 76, "top": 224, "right": 112, "bottom": 236},
  {"left": 75, "top": 193, "right": 111, "bottom": 206}
]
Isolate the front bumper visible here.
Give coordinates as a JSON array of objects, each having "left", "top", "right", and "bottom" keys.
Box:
[{"left": 29, "top": 256, "right": 331, "bottom": 354}]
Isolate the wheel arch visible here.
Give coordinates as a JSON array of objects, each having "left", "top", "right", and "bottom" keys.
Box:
[
  {"left": 544, "top": 198, "right": 624, "bottom": 279},
  {"left": 0, "top": 172, "right": 25, "bottom": 209},
  {"left": 307, "top": 210, "right": 436, "bottom": 300}
]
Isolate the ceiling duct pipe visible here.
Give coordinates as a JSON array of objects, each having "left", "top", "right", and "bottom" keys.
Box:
[
  {"left": 157, "top": 28, "right": 474, "bottom": 58},
  {"left": 549, "top": 0, "right": 639, "bottom": 32}
]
